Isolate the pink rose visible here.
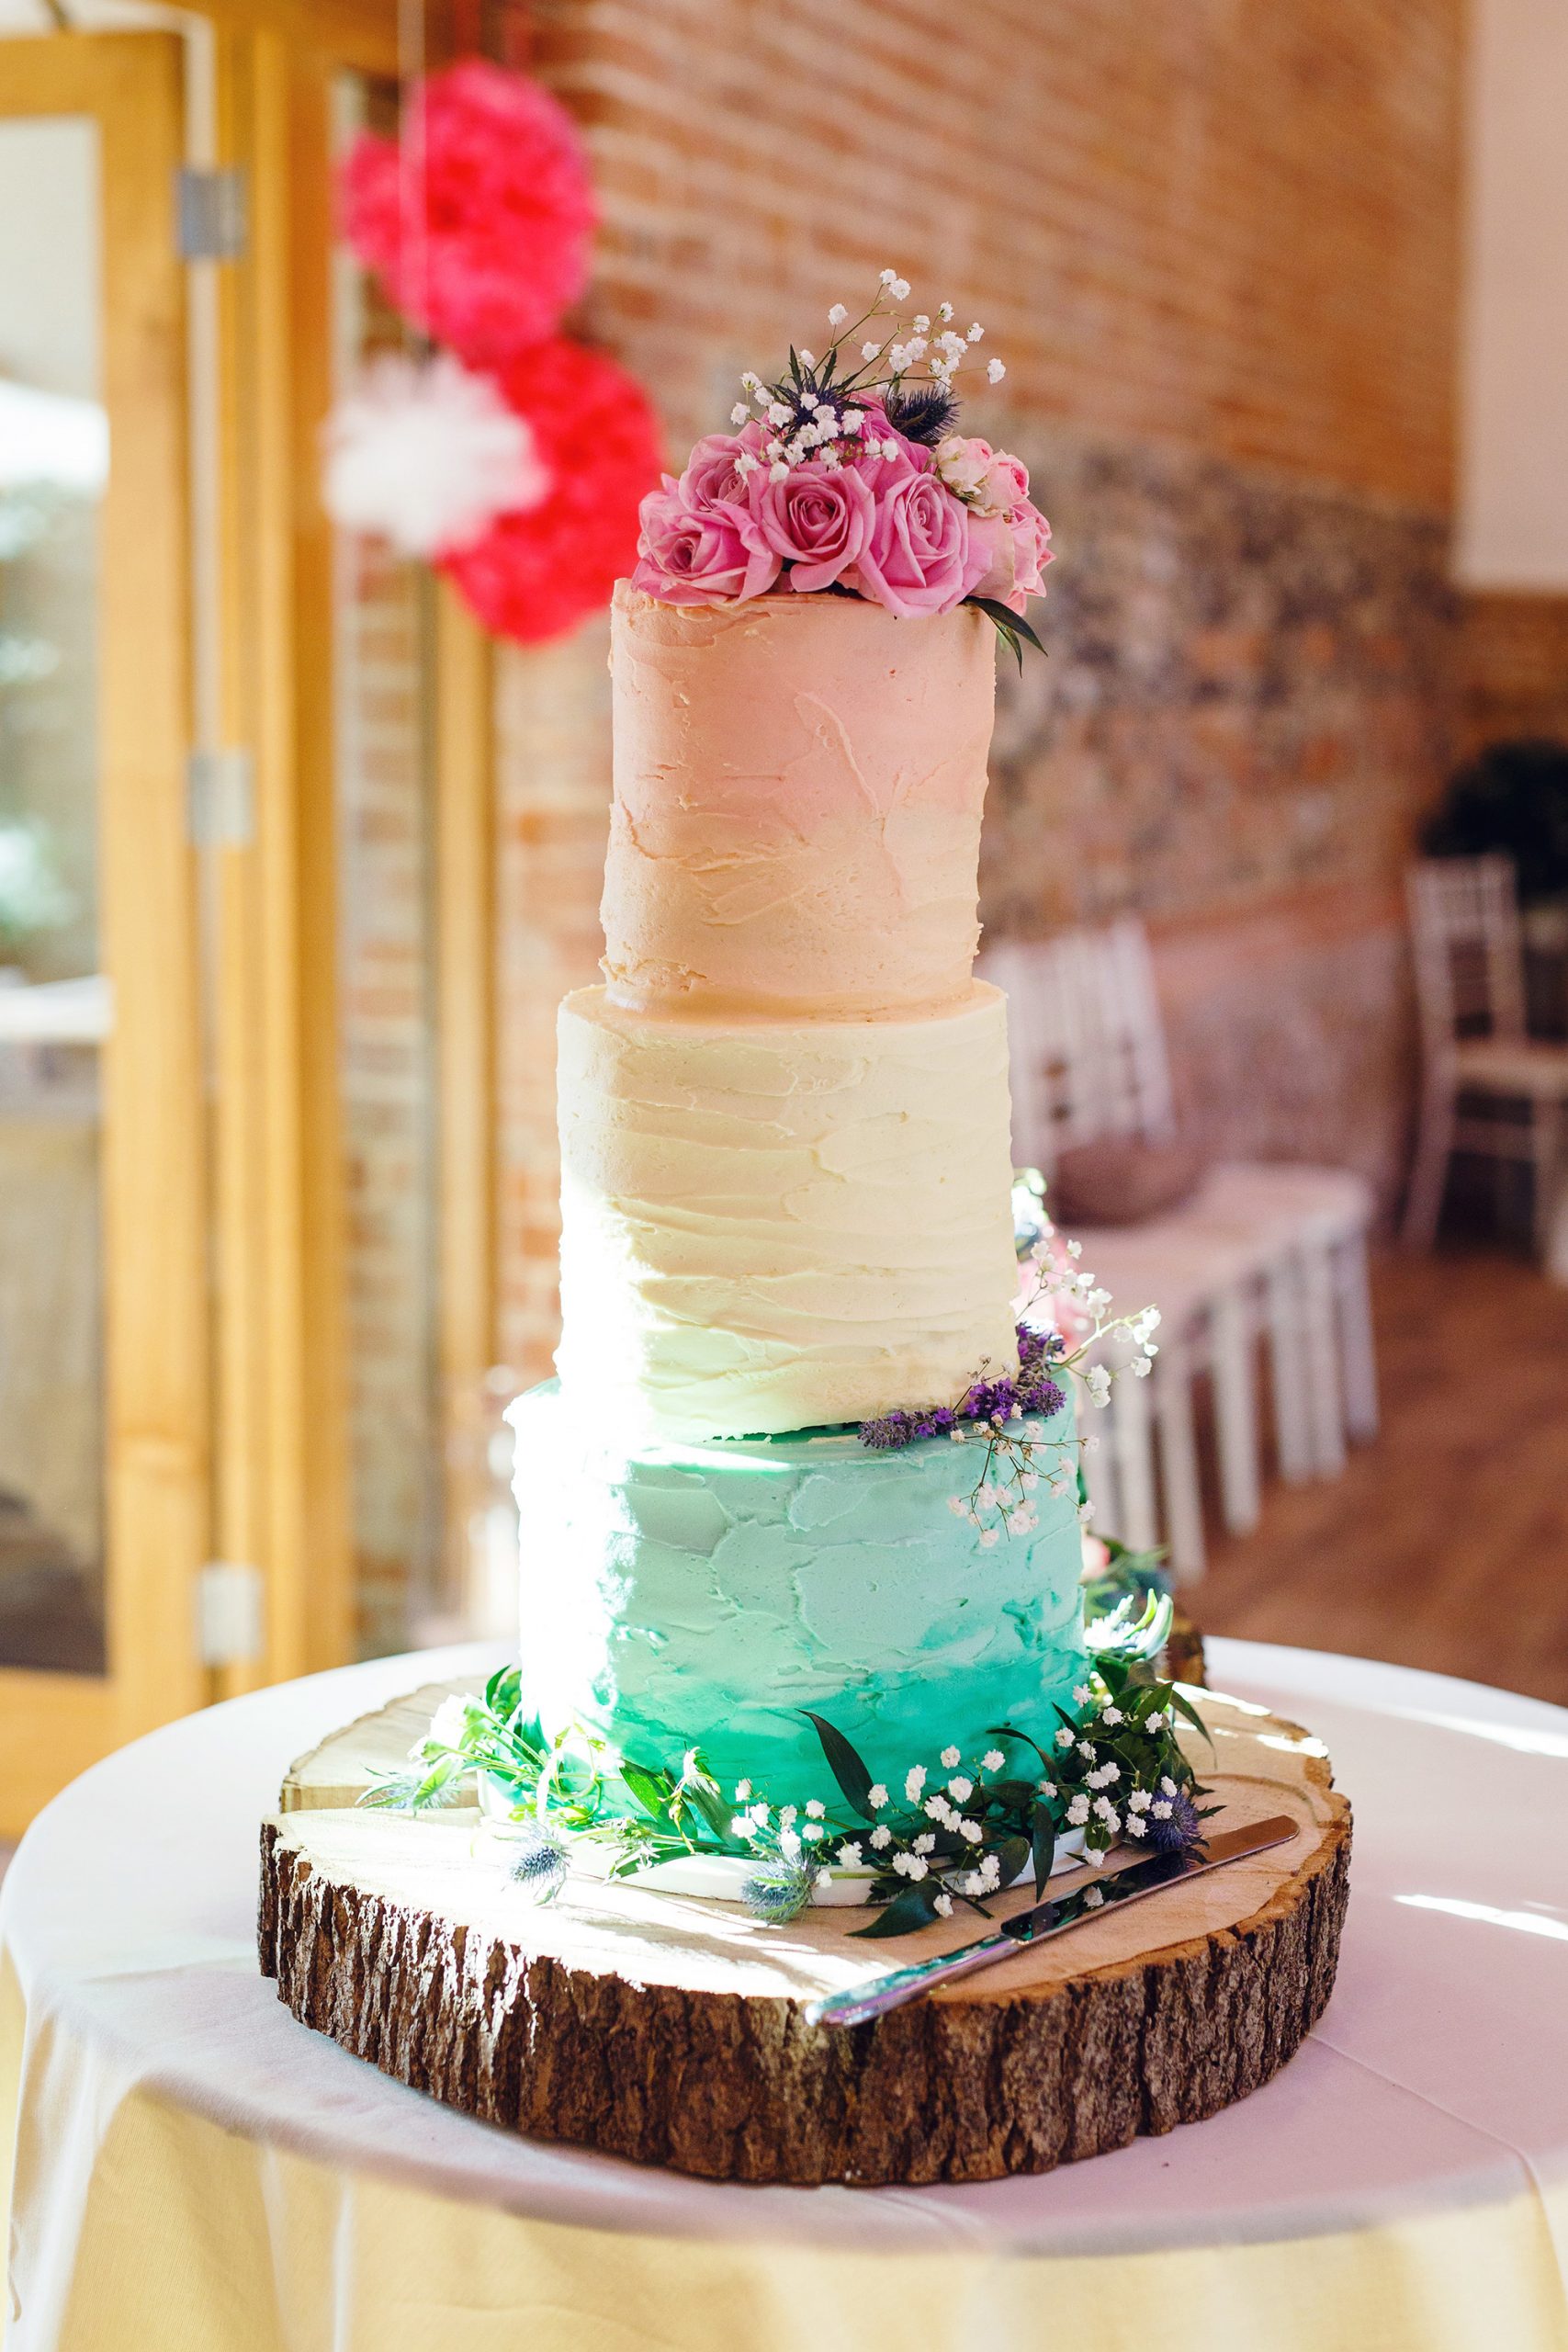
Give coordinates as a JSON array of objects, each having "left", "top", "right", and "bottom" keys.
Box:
[
  {"left": 987, "top": 449, "right": 1032, "bottom": 512},
  {"left": 678, "top": 430, "right": 759, "bottom": 514},
  {"left": 631, "top": 484, "right": 780, "bottom": 605},
  {"left": 844, "top": 409, "right": 928, "bottom": 485},
  {"left": 751, "top": 461, "right": 876, "bottom": 592},
  {"left": 844, "top": 469, "right": 973, "bottom": 617}
]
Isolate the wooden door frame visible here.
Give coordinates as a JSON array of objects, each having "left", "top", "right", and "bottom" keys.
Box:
[
  {"left": 0, "top": 4, "right": 497, "bottom": 1827},
  {"left": 0, "top": 32, "right": 209, "bottom": 1828}
]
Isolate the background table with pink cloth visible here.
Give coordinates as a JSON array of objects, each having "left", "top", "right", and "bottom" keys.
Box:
[{"left": 3, "top": 1638, "right": 1566, "bottom": 2352}]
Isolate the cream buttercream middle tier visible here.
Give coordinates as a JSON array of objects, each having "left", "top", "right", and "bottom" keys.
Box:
[
  {"left": 601, "top": 584, "right": 996, "bottom": 1020},
  {"left": 555, "top": 982, "right": 1020, "bottom": 1439}
]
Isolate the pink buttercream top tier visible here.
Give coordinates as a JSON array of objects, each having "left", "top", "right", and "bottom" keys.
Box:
[{"left": 601, "top": 583, "right": 997, "bottom": 1018}]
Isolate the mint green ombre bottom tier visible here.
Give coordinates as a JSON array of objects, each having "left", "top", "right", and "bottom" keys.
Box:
[{"left": 507, "top": 1382, "right": 1088, "bottom": 1809}]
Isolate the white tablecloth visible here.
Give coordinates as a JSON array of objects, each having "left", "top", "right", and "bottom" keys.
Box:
[{"left": 4, "top": 1640, "right": 1567, "bottom": 2351}]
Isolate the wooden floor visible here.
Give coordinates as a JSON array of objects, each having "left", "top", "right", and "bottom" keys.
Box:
[{"left": 1196, "top": 1245, "right": 1568, "bottom": 1709}]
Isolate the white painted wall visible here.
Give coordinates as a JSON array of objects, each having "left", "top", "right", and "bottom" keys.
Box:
[{"left": 1456, "top": 0, "right": 1568, "bottom": 587}]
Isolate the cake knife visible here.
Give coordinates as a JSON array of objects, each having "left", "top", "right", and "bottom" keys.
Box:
[{"left": 805, "top": 1814, "right": 1299, "bottom": 2029}]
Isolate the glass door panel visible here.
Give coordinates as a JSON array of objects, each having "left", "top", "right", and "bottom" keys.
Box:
[
  {"left": 0, "top": 33, "right": 206, "bottom": 1834},
  {"left": 0, "top": 111, "right": 107, "bottom": 1674}
]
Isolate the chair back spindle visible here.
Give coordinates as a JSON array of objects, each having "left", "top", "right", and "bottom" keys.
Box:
[
  {"left": 1406, "top": 855, "right": 1526, "bottom": 1066},
  {"left": 981, "top": 921, "right": 1177, "bottom": 1171}
]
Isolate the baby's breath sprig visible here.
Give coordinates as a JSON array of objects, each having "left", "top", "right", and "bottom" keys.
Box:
[{"left": 732, "top": 268, "right": 1008, "bottom": 485}]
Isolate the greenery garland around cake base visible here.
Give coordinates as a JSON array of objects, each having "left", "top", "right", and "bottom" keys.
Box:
[{"left": 363, "top": 1589, "right": 1213, "bottom": 1939}]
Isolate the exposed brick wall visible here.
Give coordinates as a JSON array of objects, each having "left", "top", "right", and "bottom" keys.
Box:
[
  {"left": 1458, "top": 593, "right": 1568, "bottom": 756},
  {"left": 981, "top": 430, "right": 1455, "bottom": 1204},
  {"left": 493, "top": 0, "right": 1467, "bottom": 1382},
  {"left": 538, "top": 0, "right": 1461, "bottom": 509}
]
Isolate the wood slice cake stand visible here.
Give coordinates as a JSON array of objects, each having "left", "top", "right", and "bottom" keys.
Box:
[{"left": 259, "top": 1676, "right": 1350, "bottom": 2188}]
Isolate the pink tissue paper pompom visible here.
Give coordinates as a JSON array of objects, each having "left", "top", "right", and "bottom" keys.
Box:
[
  {"left": 441, "top": 337, "right": 663, "bottom": 645},
  {"left": 340, "top": 62, "right": 596, "bottom": 369}
]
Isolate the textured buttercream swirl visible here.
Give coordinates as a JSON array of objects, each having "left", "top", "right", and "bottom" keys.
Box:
[
  {"left": 601, "top": 584, "right": 996, "bottom": 1019},
  {"left": 509, "top": 1382, "right": 1088, "bottom": 1807},
  {"left": 555, "top": 982, "right": 1021, "bottom": 1440}
]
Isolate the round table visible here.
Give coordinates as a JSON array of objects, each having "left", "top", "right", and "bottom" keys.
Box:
[{"left": 3, "top": 1641, "right": 1567, "bottom": 2352}]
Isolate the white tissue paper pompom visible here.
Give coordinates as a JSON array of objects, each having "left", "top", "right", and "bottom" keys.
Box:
[{"left": 322, "top": 352, "right": 549, "bottom": 559}]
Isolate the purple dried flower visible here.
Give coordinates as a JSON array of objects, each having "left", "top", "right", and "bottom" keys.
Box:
[
  {"left": 861, "top": 1410, "right": 914, "bottom": 1451},
  {"left": 1020, "top": 1375, "right": 1066, "bottom": 1419},
  {"left": 965, "top": 1377, "right": 1018, "bottom": 1423}
]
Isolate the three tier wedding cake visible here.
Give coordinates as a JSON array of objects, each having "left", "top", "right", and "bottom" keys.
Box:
[
  {"left": 492, "top": 280, "right": 1167, "bottom": 1919},
  {"left": 265, "top": 280, "right": 1348, "bottom": 2165}
]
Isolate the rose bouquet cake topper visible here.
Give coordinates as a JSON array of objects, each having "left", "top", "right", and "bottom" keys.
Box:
[{"left": 633, "top": 270, "right": 1051, "bottom": 662}]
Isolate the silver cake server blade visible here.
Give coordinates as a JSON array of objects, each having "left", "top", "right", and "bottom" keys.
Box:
[{"left": 805, "top": 1813, "right": 1299, "bottom": 2030}]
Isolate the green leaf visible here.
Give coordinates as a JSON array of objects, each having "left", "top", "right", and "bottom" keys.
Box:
[
  {"left": 988, "top": 1722, "right": 1055, "bottom": 1773},
  {"left": 1030, "top": 1801, "right": 1057, "bottom": 1898},
  {"left": 357, "top": 1752, "right": 468, "bottom": 1814},
  {"left": 799, "top": 1711, "right": 876, "bottom": 1821},
  {"left": 971, "top": 594, "right": 1047, "bottom": 660},
  {"left": 620, "top": 1760, "right": 675, "bottom": 1822},
  {"left": 484, "top": 1664, "right": 522, "bottom": 1721},
  {"left": 987, "top": 614, "right": 1024, "bottom": 673},
  {"left": 994, "top": 1833, "right": 1030, "bottom": 1894},
  {"left": 850, "top": 1878, "right": 944, "bottom": 1939},
  {"left": 982, "top": 1777, "right": 1041, "bottom": 1813},
  {"left": 685, "top": 1780, "right": 736, "bottom": 1843},
  {"left": 1167, "top": 1686, "right": 1213, "bottom": 1747}
]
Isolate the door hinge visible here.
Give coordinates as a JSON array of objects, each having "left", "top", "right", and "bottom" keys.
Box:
[
  {"left": 197, "top": 1560, "right": 265, "bottom": 1668},
  {"left": 186, "top": 748, "right": 254, "bottom": 847},
  {"left": 175, "top": 165, "right": 248, "bottom": 262}
]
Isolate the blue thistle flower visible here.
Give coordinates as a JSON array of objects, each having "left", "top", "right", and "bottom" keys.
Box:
[
  {"left": 1146, "top": 1791, "right": 1201, "bottom": 1853},
  {"left": 883, "top": 380, "right": 960, "bottom": 447},
  {"left": 740, "top": 1856, "right": 818, "bottom": 1925},
  {"left": 509, "top": 1826, "right": 569, "bottom": 1901}
]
